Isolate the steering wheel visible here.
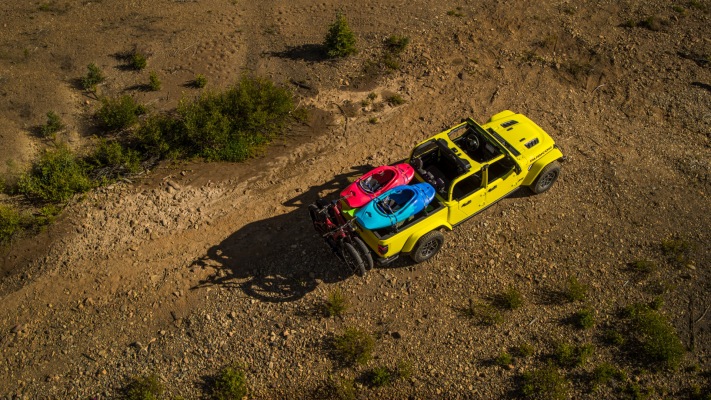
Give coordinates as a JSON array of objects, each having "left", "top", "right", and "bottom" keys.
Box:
[{"left": 465, "top": 134, "right": 479, "bottom": 151}]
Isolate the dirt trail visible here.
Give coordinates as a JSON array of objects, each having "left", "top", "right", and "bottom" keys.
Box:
[{"left": 1, "top": 0, "right": 710, "bottom": 398}]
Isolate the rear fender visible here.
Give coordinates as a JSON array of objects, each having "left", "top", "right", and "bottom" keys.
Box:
[
  {"left": 522, "top": 148, "right": 564, "bottom": 186},
  {"left": 402, "top": 225, "right": 448, "bottom": 253}
]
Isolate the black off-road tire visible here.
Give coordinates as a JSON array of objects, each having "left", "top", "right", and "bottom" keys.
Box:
[
  {"left": 529, "top": 161, "right": 561, "bottom": 194},
  {"left": 352, "top": 236, "right": 374, "bottom": 271},
  {"left": 410, "top": 231, "right": 444, "bottom": 263},
  {"left": 341, "top": 242, "right": 366, "bottom": 276}
]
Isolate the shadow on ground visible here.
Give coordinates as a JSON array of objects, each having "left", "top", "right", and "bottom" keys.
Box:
[{"left": 190, "top": 165, "right": 375, "bottom": 303}]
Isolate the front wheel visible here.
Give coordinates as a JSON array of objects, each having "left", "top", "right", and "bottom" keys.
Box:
[
  {"left": 410, "top": 231, "right": 444, "bottom": 263},
  {"left": 529, "top": 161, "right": 561, "bottom": 194},
  {"left": 340, "top": 242, "right": 367, "bottom": 277}
]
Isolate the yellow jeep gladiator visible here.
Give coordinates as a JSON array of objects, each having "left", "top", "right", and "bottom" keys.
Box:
[{"left": 348, "top": 110, "right": 564, "bottom": 265}]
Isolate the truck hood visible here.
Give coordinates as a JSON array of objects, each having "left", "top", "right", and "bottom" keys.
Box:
[{"left": 482, "top": 112, "right": 556, "bottom": 163}]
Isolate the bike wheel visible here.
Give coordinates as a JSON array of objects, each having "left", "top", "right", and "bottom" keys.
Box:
[
  {"left": 352, "top": 236, "right": 374, "bottom": 271},
  {"left": 340, "top": 242, "right": 366, "bottom": 277}
]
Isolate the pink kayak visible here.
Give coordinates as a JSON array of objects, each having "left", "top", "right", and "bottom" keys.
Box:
[{"left": 340, "top": 163, "right": 415, "bottom": 208}]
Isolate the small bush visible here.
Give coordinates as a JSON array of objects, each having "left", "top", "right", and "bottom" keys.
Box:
[
  {"left": 520, "top": 364, "right": 568, "bottom": 400},
  {"left": 625, "top": 303, "right": 685, "bottom": 369},
  {"left": 367, "top": 366, "right": 392, "bottom": 387},
  {"left": 661, "top": 238, "right": 693, "bottom": 267},
  {"left": 395, "top": 360, "right": 412, "bottom": 379},
  {"left": 81, "top": 63, "right": 105, "bottom": 90},
  {"left": 367, "top": 92, "right": 377, "bottom": 100},
  {"left": 554, "top": 342, "right": 594, "bottom": 368},
  {"left": 497, "top": 286, "right": 524, "bottom": 309},
  {"left": 603, "top": 329, "right": 625, "bottom": 346},
  {"left": 323, "top": 288, "right": 348, "bottom": 317},
  {"left": 630, "top": 259, "right": 656, "bottom": 275},
  {"left": 40, "top": 111, "right": 64, "bottom": 138},
  {"left": 460, "top": 299, "right": 502, "bottom": 326},
  {"left": 0, "top": 205, "right": 23, "bottom": 243},
  {"left": 385, "top": 94, "right": 405, "bottom": 106},
  {"left": 148, "top": 71, "right": 161, "bottom": 91},
  {"left": 368, "top": 117, "right": 378, "bottom": 124},
  {"left": 212, "top": 364, "right": 247, "bottom": 400},
  {"left": 572, "top": 308, "right": 596, "bottom": 330},
  {"left": 564, "top": 276, "right": 588, "bottom": 302},
  {"left": 89, "top": 139, "right": 141, "bottom": 181},
  {"left": 321, "top": 376, "right": 356, "bottom": 400},
  {"left": 130, "top": 52, "right": 147, "bottom": 70},
  {"left": 515, "top": 342, "right": 535, "bottom": 358},
  {"left": 324, "top": 13, "right": 357, "bottom": 58},
  {"left": 125, "top": 374, "right": 163, "bottom": 400},
  {"left": 381, "top": 53, "right": 400, "bottom": 70},
  {"left": 447, "top": 8, "right": 464, "bottom": 17},
  {"left": 385, "top": 35, "right": 410, "bottom": 55},
  {"left": 18, "top": 145, "right": 93, "bottom": 203},
  {"left": 591, "top": 362, "right": 626, "bottom": 391},
  {"left": 495, "top": 351, "right": 513, "bottom": 367},
  {"left": 96, "top": 95, "right": 146, "bottom": 131},
  {"left": 194, "top": 74, "right": 207, "bottom": 88},
  {"left": 333, "top": 327, "right": 374, "bottom": 366}
]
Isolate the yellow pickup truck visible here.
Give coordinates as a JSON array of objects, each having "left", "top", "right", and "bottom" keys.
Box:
[{"left": 348, "top": 110, "right": 564, "bottom": 265}]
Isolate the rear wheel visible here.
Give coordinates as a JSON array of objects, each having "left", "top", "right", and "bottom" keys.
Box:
[
  {"left": 410, "top": 231, "right": 444, "bottom": 263},
  {"left": 341, "top": 242, "right": 366, "bottom": 277},
  {"left": 529, "top": 161, "right": 561, "bottom": 194},
  {"left": 352, "top": 236, "right": 374, "bottom": 271}
]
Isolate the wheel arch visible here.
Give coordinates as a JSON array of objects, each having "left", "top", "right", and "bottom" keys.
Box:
[
  {"left": 402, "top": 225, "right": 448, "bottom": 254},
  {"left": 521, "top": 148, "right": 564, "bottom": 186}
]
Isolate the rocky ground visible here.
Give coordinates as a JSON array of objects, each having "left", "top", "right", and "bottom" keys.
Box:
[{"left": 0, "top": 0, "right": 709, "bottom": 398}]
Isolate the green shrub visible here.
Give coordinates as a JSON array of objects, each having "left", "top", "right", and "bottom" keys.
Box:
[
  {"left": 460, "top": 299, "right": 502, "bottom": 326},
  {"left": 81, "top": 63, "right": 105, "bottom": 90},
  {"left": 89, "top": 139, "right": 141, "bottom": 180},
  {"left": 515, "top": 342, "right": 535, "bottom": 358},
  {"left": 630, "top": 259, "right": 656, "bottom": 275},
  {"left": 18, "top": 145, "right": 93, "bottom": 203},
  {"left": 96, "top": 95, "right": 146, "bottom": 130},
  {"left": 333, "top": 327, "right": 374, "bottom": 366},
  {"left": 125, "top": 374, "right": 163, "bottom": 400},
  {"left": 572, "top": 308, "right": 596, "bottom": 330},
  {"left": 603, "top": 329, "right": 625, "bottom": 346},
  {"left": 368, "top": 117, "right": 378, "bottom": 124},
  {"left": 385, "top": 35, "right": 410, "bottom": 55},
  {"left": 133, "top": 76, "right": 294, "bottom": 162},
  {"left": 324, "top": 13, "right": 357, "bottom": 58},
  {"left": 213, "top": 364, "right": 247, "bottom": 400},
  {"left": 385, "top": 94, "right": 405, "bottom": 106},
  {"left": 367, "top": 366, "right": 392, "bottom": 387},
  {"left": 520, "top": 364, "right": 568, "bottom": 400},
  {"left": 447, "top": 8, "right": 464, "bottom": 17},
  {"left": 495, "top": 351, "right": 513, "bottom": 367},
  {"left": 554, "top": 342, "right": 594, "bottom": 368},
  {"left": 498, "top": 285, "right": 524, "bottom": 309},
  {"left": 321, "top": 376, "right": 356, "bottom": 400},
  {"left": 40, "top": 111, "right": 64, "bottom": 138},
  {"left": 323, "top": 288, "right": 348, "bottom": 317},
  {"left": 395, "top": 360, "right": 412, "bottom": 379},
  {"left": 625, "top": 303, "right": 685, "bottom": 369},
  {"left": 661, "top": 238, "right": 693, "bottom": 267},
  {"left": 130, "top": 52, "right": 147, "bottom": 70},
  {"left": 564, "top": 276, "right": 588, "bottom": 302},
  {"left": 148, "top": 71, "right": 161, "bottom": 91},
  {"left": 194, "top": 74, "right": 207, "bottom": 88},
  {"left": 0, "top": 205, "right": 22, "bottom": 243},
  {"left": 591, "top": 362, "right": 626, "bottom": 391}
]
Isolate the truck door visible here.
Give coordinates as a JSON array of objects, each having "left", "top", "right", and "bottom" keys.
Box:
[
  {"left": 448, "top": 171, "right": 486, "bottom": 225},
  {"left": 484, "top": 156, "right": 520, "bottom": 203}
]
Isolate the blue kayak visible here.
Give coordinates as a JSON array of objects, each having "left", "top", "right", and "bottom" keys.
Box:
[{"left": 355, "top": 183, "right": 436, "bottom": 230}]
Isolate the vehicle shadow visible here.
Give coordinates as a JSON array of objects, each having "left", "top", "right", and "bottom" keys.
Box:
[{"left": 189, "top": 165, "right": 375, "bottom": 303}]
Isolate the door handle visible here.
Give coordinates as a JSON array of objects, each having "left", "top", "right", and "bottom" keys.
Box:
[
  {"left": 488, "top": 185, "right": 498, "bottom": 192},
  {"left": 462, "top": 200, "right": 472, "bottom": 207}
]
